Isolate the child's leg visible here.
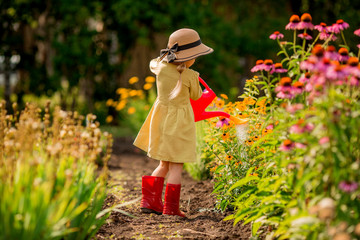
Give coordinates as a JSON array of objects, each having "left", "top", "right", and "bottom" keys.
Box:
[
  {"left": 167, "top": 162, "right": 183, "bottom": 184},
  {"left": 140, "top": 161, "right": 168, "bottom": 215},
  {"left": 163, "top": 162, "right": 186, "bottom": 217},
  {"left": 151, "top": 161, "right": 169, "bottom": 178}
]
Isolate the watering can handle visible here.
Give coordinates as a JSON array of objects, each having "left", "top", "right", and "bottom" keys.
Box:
[{"left": 198, "top": 77, "right": 211, "bottom": 91}]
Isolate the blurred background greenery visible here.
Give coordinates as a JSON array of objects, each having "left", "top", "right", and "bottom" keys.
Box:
[{"left": 1, "top": 0, "right": 360, "bottom": 135}]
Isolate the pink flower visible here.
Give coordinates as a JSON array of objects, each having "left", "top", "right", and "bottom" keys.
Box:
[
  {"left": 279, "top": 139, "right": 295, "bottom": 152},
  {"left": 319, "top": 31, "right": 337, "bottom": 41},
  {"left": 290, "top": 124, "right": 304, "bottom": 134},
  {"left": 354, "top": 28, "right": 360, "bottom": 37},
  {"left": 297, "top": 13, "right": 314, "bottom": 30},
  {"left": 326, "top": 64, "right": 348, "bottom": 81},
  {"left": 299, "top": 73, "right": 311, "bottom": 84},
  {"left": 251, "top": 60, "right": 266, "bottom": 72},
  {"left": 339, "top": 181, "right": 358, "bottom": 193},
  {"left": 216, "top": 117, "right": 230, "bottom": 128},
  {"left": 319, "top": 136, "right": 329, "bottom": 145},
  {"left": 269, "top": 31, "right": 284, "bottom": 40},
  {"left": 357, "top": 44, "right": 360, "bottom": 49},
  {"left": 295, "top": 142, "right": 307, "bottom": 149},
  {"left": 286, "top": 103, "right": 304, "bottom": 114},
  {"left": 263, "top": 59, "right": 274, "bottom": 72},
  {"left": 275, "top": 77, "right": 294, "bottom": 99},
  {"left": 332, "top": 19, "right": 350, "bottom": 33},
  {"left": 324, "top": 46, "right": 339, "bottom": 60},
  {"left": 298, "top": 32, "right": 313, "bottom": 40},
  {"left": 338, "top": 48, "right": 349, "bottom": 63},
  {"left": 315, "top": 23, "right": 328, "bottom": 32},
  {"left": 266, "top": 124, "right": 274, "bottom": 130},
  {"left": 286, "top": 15, "right": 300, "bottom": 30},
  {"left": 271, "top": 63, "right": 287, "bottom": 74}
]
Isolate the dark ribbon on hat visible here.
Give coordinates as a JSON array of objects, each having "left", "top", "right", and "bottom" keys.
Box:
[{"left": 160, "top": 39, "right": 202, "bottom": 63}]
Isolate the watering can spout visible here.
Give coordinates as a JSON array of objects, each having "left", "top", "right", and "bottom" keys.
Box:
[{"left": 190, "top": 77, "right": 248, "bottom": 125}]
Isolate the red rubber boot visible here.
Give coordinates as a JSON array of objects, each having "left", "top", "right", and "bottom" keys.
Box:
[
  {"left": 163, "top": 183, "right": 186, "bottom": 218},
  {"left": 140, "top": 176, "right": 164, "bottom": 215}
]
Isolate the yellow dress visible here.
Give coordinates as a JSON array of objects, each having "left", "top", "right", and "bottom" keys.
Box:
[{"left": 133, "top": 59, "right": 202, "bottom": 163}]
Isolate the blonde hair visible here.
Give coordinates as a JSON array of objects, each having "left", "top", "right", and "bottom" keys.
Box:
[
  {"left": 169, "top": 62, "right": 186, "bottom": 100},
  {"left": 158, "top": 52, "right": 187, "bottom": 100}
]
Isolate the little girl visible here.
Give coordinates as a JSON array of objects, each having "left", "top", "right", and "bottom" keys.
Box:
[{"left": 133, "top": 28, "right": 213, "bottom": 217}]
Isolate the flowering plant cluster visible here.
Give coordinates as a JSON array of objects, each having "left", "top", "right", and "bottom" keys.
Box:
[
  {"left": 106, "top": 76, "right": 157, "bottom": 134},
  {"left": 0, "top": 101, "right": 113, "bottom": 240},
  {"left": 201, "top": 13, "right": 360, "bottom": 239}
]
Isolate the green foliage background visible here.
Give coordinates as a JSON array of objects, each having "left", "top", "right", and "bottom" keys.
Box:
[{"left": 1, "top": 0, "right": 360, "bottom": 123}]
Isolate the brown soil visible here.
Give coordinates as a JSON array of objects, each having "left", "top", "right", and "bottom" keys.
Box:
[{"left": 96, "top": 137, "right": 251, "bottom": 240}]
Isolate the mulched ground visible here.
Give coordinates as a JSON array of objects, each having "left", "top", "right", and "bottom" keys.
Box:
[{"left": 95, "top": 137, "right": 251, "bottom": 240}]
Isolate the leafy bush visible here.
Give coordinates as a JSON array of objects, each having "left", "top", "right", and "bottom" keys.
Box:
[{"left": 0, "top": 102, "right": 112, "bottom": 240}]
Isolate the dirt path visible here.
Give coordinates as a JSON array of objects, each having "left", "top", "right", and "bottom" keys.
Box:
[{"left": 96, "top": 137, "right": 251, "bottom": 240}]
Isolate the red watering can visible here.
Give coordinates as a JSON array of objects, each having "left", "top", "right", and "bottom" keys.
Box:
[{"left": 190, "top": 77, "right": 248, "bottom": 125}]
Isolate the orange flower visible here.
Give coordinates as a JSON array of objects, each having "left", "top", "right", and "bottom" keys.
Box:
[
  {"left": 226, "top": 155, "right": 233, "bottom": 161},
  {"left": 245, "top": 139, "right": 254, "bottom": 146},
  {"left": 220, "top": 94, "right": 228, "bottom": 99},
  {"left": 238, "top": 112, "right": 249, "bottom": 118},
  {"left": 216, "top": 99, "right": 225, "bottom": 109},
  {"left": 236, "top": 102, "right": 247, "bottom": 111},
  {"left": 221, "top": 132, "right": 230, "bottom": 141},
  {"left": 243, "top": 97, "right": 256, "bottom": 106}
]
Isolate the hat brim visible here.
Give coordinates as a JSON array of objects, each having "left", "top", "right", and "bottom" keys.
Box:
[{"left": 173, "top": 43, "right": 213, "bottom": 62}]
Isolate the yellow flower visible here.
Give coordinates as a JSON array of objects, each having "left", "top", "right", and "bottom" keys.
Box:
[
  {"left": 128, "top": 107, "right": 136, "bottom": 114},
  {"left": 221, "top": 132, "right": 230, "bottom": 141},
  {"left": 243, "top": 97, "right": 256, "bottom": 105},
  {"left": 144, "top": 83, "right": 153, "bottom": 90},
  {"left": 120, "top": 91, "right": 129, "bottom": 100},
  {"left": 220, "top": 94, "right": 228, "bottom": 99},
  {"left": 215, "top": 99, "right": 225, "bottom": 109},
  {"left": 116, "top": 88, "right": 127, "bottom": 95},
  {"left": 129, "top": 76, "right": 139, "bottom": 84},
  {"left": 116, "top": 100, "right": 127, "bottom": 111},
  {"left": 105, "top": 115, "right": 113, "bottom": 123},
  {"left": 129, "top": 90, "right": 138, "bottom": 97},
  {"left": 145, "top": 76, "right": 156, "bottom": 83},
  {"left": 137, "top": 90, "right": 144, "bottom": 97},
  {"left": 106, "top": 99, "right": 114, "bottom": 107},
  {"left": 236, "top": 102, "right": 247, "bottom": 111}
]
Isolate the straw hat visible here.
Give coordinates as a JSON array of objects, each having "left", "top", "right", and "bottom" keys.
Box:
[{"left": 160, "top": 28, "right": 213, "bottom": 63}]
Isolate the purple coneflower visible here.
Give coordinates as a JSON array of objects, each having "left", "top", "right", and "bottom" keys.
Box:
[
  {"left": 338, "top": 47, "right": 349, "bottom": 62},
  {"left": 319, "top": 136, "right": 329, "bottom": 145},
  {"left": 286, "top": 15, "right": 300, "bottom": 30},
  {"left": 354, "top": 28, "right": 360, "bottom": 37},
  {"left": 269, "top": 31, "right": 284, "bottom": 40},
  {"left": 317, "top": 58, "right": 333, "bottom": 72},
  {"left": 298, "top": 32, "right": 313, "bottom": 40},
  {"left": 332, "top": 19, "right": 350, "bottom": 33},
  {"left": 299, "top": 72, "right": 311, "bottom": 84},
  {"left": 263, "top": 59, "right": 274, "bottom": 72},
  {"left": 275, "top": 77, "right": 294, "bottom": 99},
  {"left": 339, "top": 181, "right": 358, "bottom": 193},
  {"left": 319, "top": 30, "right": 337, "bottom": 41},
  {"left": 326, "top": 63, "right": 348, "bottom": 82},
  {"left": 315, "top": 22, "right": 328, "bottom": 32},
  {"left": 251, "top": 60, "right": 265, "bottom": 72},
  {"left": 279, "top": 139, "right": 295, "bottom": 152},
  {"left": 324, "top": 46, "right": 339, "bottom": 60},
  {"left": 271, "top": 63, "right": 287, "bottom": 74},
  {"left": 347, "top": 57, "right": 360, "bottom": 77},
  {"left": 286, "top": 103, "right": 304, "bottom": 114},
  {"left": 297, "top": 13, "right": 314, "bottom": 30},
  {"left": 292, "top": 81, "right": 304, "bottom": 95},
  {"left": 300, "top": 58, "right": 317, "bottom": 71},
  {"left": 216, "top": 117, "right": 230, "bottom": 128}
]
